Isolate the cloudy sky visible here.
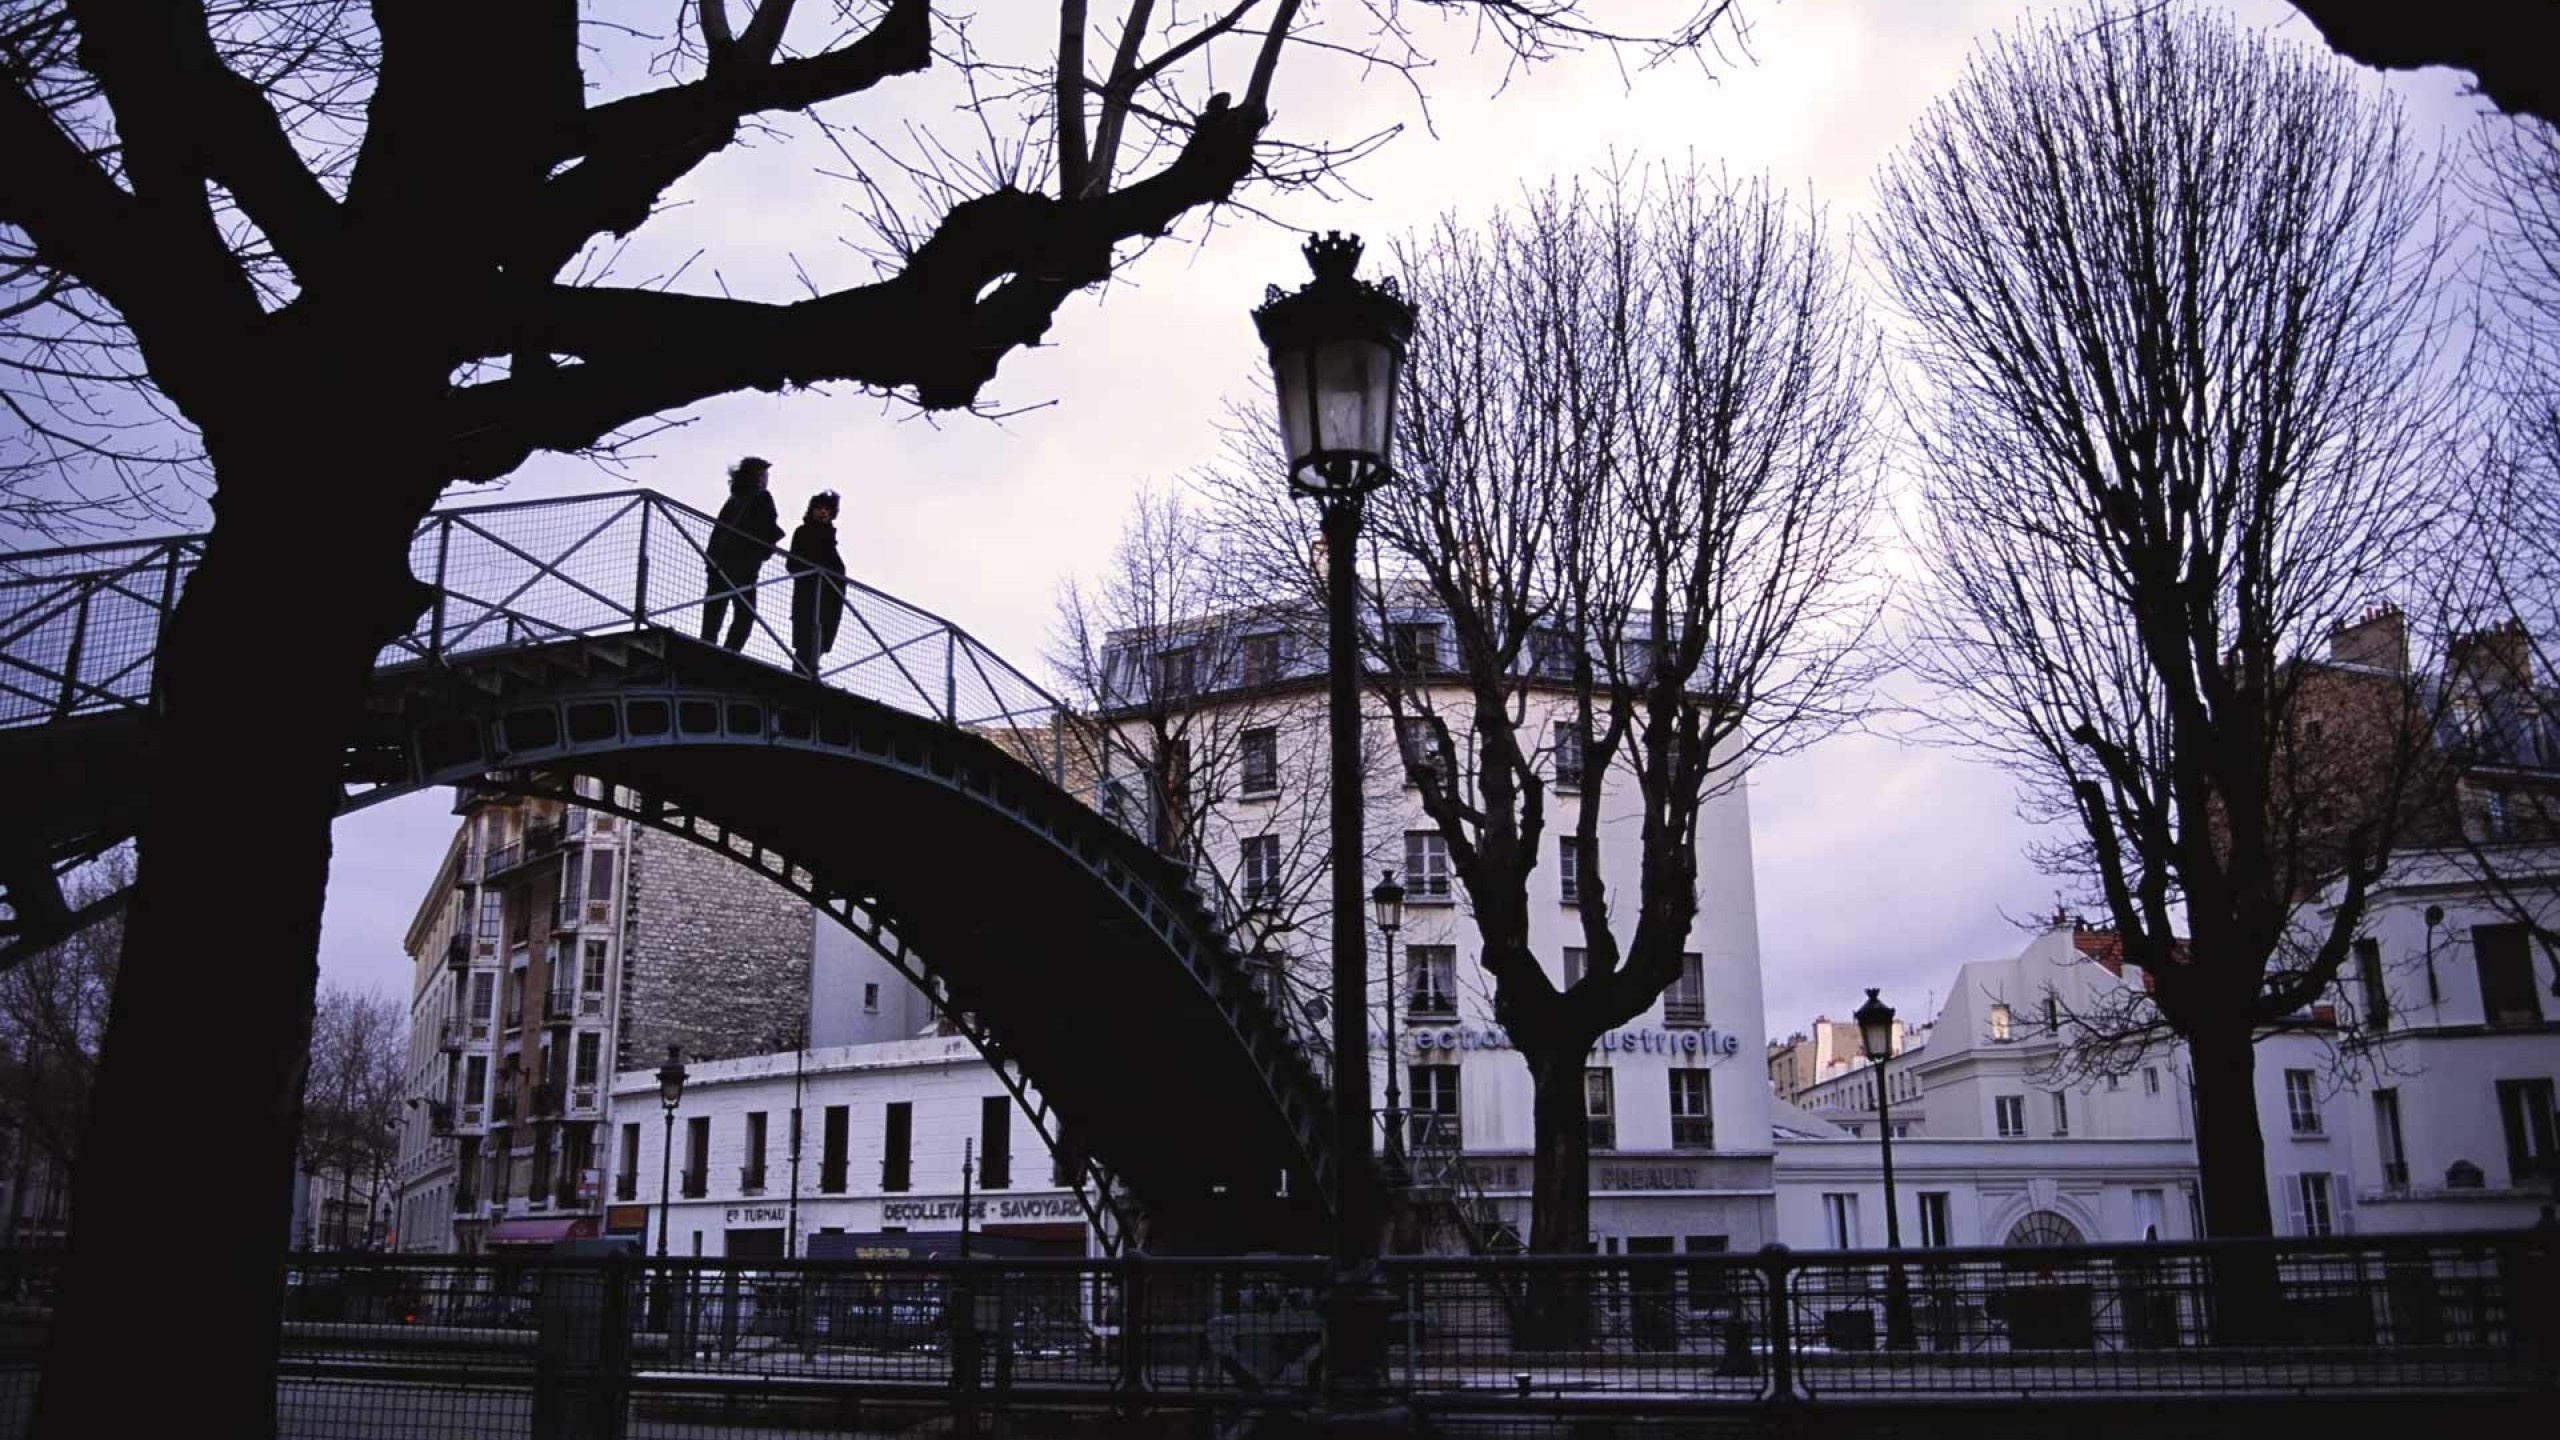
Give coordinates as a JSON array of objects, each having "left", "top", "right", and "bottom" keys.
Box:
[{"left": 135, "top": 1, "right": 2489, "bottom": 1039}]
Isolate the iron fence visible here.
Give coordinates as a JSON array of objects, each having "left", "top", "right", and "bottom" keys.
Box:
[{"left": 0, "top": 1232, "right": 2548, "bottom": 1436}]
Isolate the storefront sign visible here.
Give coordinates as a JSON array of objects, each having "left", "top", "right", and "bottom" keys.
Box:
[
  {"left": 880, "top": 1195, "right": 1085, "bottom": 1224},
  {"left": 1596, "top": 1161, "right": 1703, "bottom": 1192},
  {"left": 725, "top": 1205, "right": 789, "bottom": 1225},
  {"left": 1384, "top": 1024, "right": 1742, "bottom": 1059}
]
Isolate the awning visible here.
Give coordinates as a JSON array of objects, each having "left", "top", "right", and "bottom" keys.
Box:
[{"left": 485, "top": 1216, "right": 598, "bottom": 1249}]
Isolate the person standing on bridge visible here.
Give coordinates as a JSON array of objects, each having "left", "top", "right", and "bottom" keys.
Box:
[
  {"left": 787, "top": 490, "right": 847, "bottom": 678},
  {"left": 701, "top": 457, "right": 783, "bottom": 652}
]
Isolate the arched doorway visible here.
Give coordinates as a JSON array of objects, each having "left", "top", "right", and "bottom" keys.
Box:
[{"left": 2005, "top": 1209, "right": 2085, "bottom": 1247}]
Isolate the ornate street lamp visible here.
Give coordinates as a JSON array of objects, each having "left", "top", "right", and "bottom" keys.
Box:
[
  {"left": 1372, "top": 870, "right": 1408, "bottom": 1188},
  {"left": 1854, "top": 989, "right": 1915, "bottom": 1351},
  {"left": 1254, "top": 231, "right": 1415, "bottom": 1409}
]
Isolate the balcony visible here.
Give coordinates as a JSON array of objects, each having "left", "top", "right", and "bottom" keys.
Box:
[
  {"left": 481, "top": 822, "right": 563, "bottom": 882},
  {"left": 444, "top": 935, "right": 470, "bottom": 972},
  {"left": 740, "top": 1165, "right": 768, "bottom": 1196},
  {"left": 437, "top": 1018, "right": 464, "bottom": 1053},
  {"left": 543, "top": 989, "right": 578, "bottom": 1026},
  {"left": 551, "top": 897, "right": 579, "bottom": 933},
  {"left": 425, "top": 1099, "right": 456, "bottom": 1136}
]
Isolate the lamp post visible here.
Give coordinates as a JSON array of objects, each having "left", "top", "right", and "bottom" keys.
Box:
[
  {"left": 653, "top": 1044, "right": 687, "bottom": 1333},
  {"left": 1372, "top": 870, "right": 1408, "bottom": 1188},
  {"left": 1854, "top": 989, "right": 1915, "bottom": 1351},
  {"left": 1253, "top": 230, "right": 1415, "bottom": 1411}
]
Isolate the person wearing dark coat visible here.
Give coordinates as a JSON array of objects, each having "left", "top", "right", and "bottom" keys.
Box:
[
  {"left": 787, "top": 491, "right": 847, "bottom": 678},
  {"left": 701, "top": 456, "right": 783, "bottom": 652}
]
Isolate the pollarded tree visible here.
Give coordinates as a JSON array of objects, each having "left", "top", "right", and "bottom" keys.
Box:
[
  {"left": 0, "top": 3, "right": 1750, "bottom": 1431},
  {"left": 1877, "top": 4, "right": 2461, "bottom": 1239}
]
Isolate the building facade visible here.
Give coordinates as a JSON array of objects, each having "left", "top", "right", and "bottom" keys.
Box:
[
  {"left": 610, "top": 1035, "right": 1097, "bottom": 1260},
  {"left": 1097, "top": 604, "right": 1778, "bottom": 1254},
  {"left": 390, "top": 780, "right": 816, "bottom": 1254}
]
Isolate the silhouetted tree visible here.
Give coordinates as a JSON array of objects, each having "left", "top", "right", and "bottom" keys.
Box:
[{"left": 1877, "top": 4, "right": 2460, "bottom": 1239}]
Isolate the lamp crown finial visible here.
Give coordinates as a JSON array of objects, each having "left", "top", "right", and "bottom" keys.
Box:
[{"left": 1303, "top": 230, "right": 1364, "bottom": 282}]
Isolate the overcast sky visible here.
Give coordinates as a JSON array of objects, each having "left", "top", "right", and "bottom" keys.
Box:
[{"left": 179, "top": 1, "right": 2491, "bottom": 1038}]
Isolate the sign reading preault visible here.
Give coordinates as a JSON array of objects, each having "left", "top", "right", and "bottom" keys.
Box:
[{"left": 879, "top": 1195, "right": 1086, "bottom": 1224}]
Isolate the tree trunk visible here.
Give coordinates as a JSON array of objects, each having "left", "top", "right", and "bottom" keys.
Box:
[
  {"left": 1522, "top": 1045, "right": 1592, "bottom": 1348},
  {"left": 35, "top": 469, "right": 436, "bottom": 1437},
  {"left": 2188, "top": 1017, "right": 2280, "bottom": 1344},
  {"left": 2188, "top": 1021, "right": 2273, "bottom": 1239}
]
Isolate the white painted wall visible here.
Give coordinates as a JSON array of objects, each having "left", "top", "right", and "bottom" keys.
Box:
[{"left": 1774, "top": 1137, "right": 2200, "bottom": 1249}]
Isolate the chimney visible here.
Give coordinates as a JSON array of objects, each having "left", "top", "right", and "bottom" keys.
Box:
[
  {"left": 2449, "top": 620, "right": 2532, "bottom": 690},
  {"left": 2328, "top": 603, "right": 2408, "bottom": 674}
]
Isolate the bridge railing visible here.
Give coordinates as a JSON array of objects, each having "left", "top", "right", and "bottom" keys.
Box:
[{"left": 0, "top": 490, "right": 1293, "bottom": 965}]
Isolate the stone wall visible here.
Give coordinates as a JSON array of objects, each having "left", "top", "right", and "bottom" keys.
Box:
[{"left": 618, "top": 825, "right": 815, "bottom": 1071}]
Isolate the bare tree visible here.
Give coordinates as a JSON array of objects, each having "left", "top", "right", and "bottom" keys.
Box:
[
  {"left": 0, "top": 852, "right": 122, "bottom": 1238},
  {"left": 0, "top": 4, "right": 1753, "bottom": 1429},
  {"left": 1210, "top": 166, "right": 1881, "bottom": 1275},
  {"left": 1876, "top": 4, "right": 2461, "bottom": 1240},
  {"left": 298, "top": 981, "right": 404, "bottom": 1250}
]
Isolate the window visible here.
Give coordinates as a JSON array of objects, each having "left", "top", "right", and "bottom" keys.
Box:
[
  {"left": 2474, "top": 923, "right": 2543, "bottom": 1026},
  {"left": 980, "top": 1096, "right": 1012, "bottom": 1190},
  {"left": 573, "top": 1031, "right": 600, "bottom": 1087},
  {"left": 1240, "top": 834, "right": 1282, "bottom": 905},
  {"left": 1822, "top": 1192, "right": 1860, "bottom": 1249},
  {"left": 1670, "top": 1069, "right": 1713, "bottom": 1150},
  {"left": 2354, "top": 937, "right": 2389, "bottom": 1032},
  {"left": 478, "top": 888, "right": 504, "bottom": 941},
  {"left": 1404, "top": 831, "right": 1452, "bottom": 901},
  {"left": 470, "top": 971, "right": 496, "bottom": 1021},
  {"left": 1408, "top": 1065, "right": 1461, "bottom": 1150},
  {"left": 1995, "top": 1095, "right": 2026, "bottom": 1138},
  {"left": 508, "top": 886, "right": 532, "bottom": 945},
  {"left": 2374, "top": 1089, "right": 2408, "bottom": 1187},
  {"left": 1988, "top": 1003, "right": 2012, "bottom": 1042},
  {"left": 2043, "top": 995, "right": 2059, "bottom": 1034},
  {"left": 1408, "top": 945, "right": 1458, "bottom": 1017},
  {"left": 561, "top": 854, "right": 584, "bottom": 914},
  {"left": 821, "top": 1105, "right": 850, "bottom": 1193},
  {"left": 2143, "top": 1066, "right": 2160, "bottom": 1096},
  {"left": 2133, "top": 1188, "right": 2166, "bottom": 1241},
  {"left": 464, "top": 1055, "right": 489, "bottom": 1107},
  {"left": 1155, "top": 646, "right": 1196, "bottom": 700},
  {"left": 586, "top": 851, "right": 615, "bottom": 921},
  {"left": 1240, "top": 727, "right": 1279, "bottom": 796},
  {"left": 1559, "top": 837, "right": 1585, "bottom": 905},
  {"left": 2498, "top": 1078, "right": 2558, "bottom": 1183},
  {"left": 2052, "top": 1090, "right": 2070, "bottom": 1137},
  {"left": 1390, "top": 623, "right": 1440, "bottom": 674},
  {"left": 1240, "top": 633, "right": 1282, "bottom": 688},
  {"left": 881, "top": 1102, "right": 912, "bottom": 1193},
  {"left": 1684, "top": 1235, "right": 1731, "bottom": 1310},
  {"left": 1664, "top": 952, "right": 1705, "bottom": 1027},
  {"left": 1053, "top": 1124, "right": 1085, "bottom": 1187},
  {"left": 743, "top": 1112, "right": 768, "bottom": 1192},
  {"left": 2106, "top": 1073, "right": 2121, "bottom": 1091},
  {"left": 1561, "top": 948, "right": 1584, "bottom": 990},
  {"left": 682, "top": 1116, "right": 709, "bottom": 1197},
  {"left": 2285, "top": 1070, "right": 2322, "bottom": 1135},
  {"left": 1553, "top": 721, "right": 1586, "bottom": 789},
  {"left": 1584, "top": 1069, "right": 1616, "bottom": 1150},
  {"left": 580, "top": 940, "right": 607, "bottom": 994},
  {"left": 2290, "top": 1172, "right": 2336, "bottom": 1237},
  {"left": 862, "top": 982, "right": 881, "bottom": 1014},
  {"left": 1918, "top": 1192, "right": 1953, "bottom": 1247}
]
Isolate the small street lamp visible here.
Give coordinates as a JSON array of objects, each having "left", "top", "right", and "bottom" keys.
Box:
[
  {"left": 1854, "top": 989, "right": 1916, "bottom": 1351},
  {"left": 655, "top": 1045, "right": 687, "bottom": 1261},
  {"left": 1372, "top": 870, "right": 1408, "bottom": 1188},
  {"left": 1253, "top": 230, "right": 1415, "bottom": 1411}
]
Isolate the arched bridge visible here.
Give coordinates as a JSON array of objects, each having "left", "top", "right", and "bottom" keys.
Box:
[{"left": 0, "top": 490, "right": 1335, "bottom": 1252}]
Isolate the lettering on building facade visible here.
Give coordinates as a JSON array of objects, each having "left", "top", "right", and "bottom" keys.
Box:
[
  {"left": 1376, "top": 1024, "right": 1744, "bottom": 1059},
  {"left": 878, "top": 1195, "right": 1085, "bottom": 1224}
]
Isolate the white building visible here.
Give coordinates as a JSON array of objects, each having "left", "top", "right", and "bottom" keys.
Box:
[
  {"left": 610, "top": 1034, "right": 1097, "bottom": 1260},
  {"left": 2325, "top": 845, "right": 2560, "bottom": 1233},
  {"left": 1099, "top": 605, "right": 1778, "bottom": 1254}
]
